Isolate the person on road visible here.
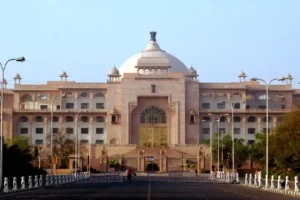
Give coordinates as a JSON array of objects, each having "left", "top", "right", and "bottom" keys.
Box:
[{"left": 126, "top": 168, "right": 132, "bottom": 181}]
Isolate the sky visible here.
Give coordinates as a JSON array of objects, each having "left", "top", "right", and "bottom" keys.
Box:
[{"left": 0, "top": 0, "right": 300, "bottom": 88}]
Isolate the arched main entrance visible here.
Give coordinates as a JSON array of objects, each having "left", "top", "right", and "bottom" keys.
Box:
[{"left": 139, "top": 106, "right": 168, "bottom": 148}]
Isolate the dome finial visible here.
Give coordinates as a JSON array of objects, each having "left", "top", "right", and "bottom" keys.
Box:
[{"left": 150, "top": 31, "right": 157, "bottom": 42}]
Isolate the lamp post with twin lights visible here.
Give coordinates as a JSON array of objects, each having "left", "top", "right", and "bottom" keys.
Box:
[
  {"left": 0, "top": 57, "right": 25, "bottom": 189},
  {"left": 250, "top": 76, "right": 286, "bottom": 187},
  {"left": 220, "top": 100, "right": 244, "bottom": 177}
]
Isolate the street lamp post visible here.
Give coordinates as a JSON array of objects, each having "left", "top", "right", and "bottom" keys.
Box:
[
  {"left": 50, "top": 94, "right": 62, "bottom": 175},
  {"left": 217, "top": 114, "right": 228, "bottom": 172},
  {"left": 0, "top": 57, "right": 25, "bottom": 189},
  {"left": 202, "top": 118, "right": 216, "bottom": 173},
  {"left": 221, "top": 100, "right": 244, "bottom": 177},
  {"left": 250, "top": 76, "right": 286, "bottom": 187},
  {"left": 74, "top": 111, "right": 82, "bottom": 177}
]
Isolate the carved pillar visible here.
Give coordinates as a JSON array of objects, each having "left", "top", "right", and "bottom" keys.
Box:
[
  {"left": 159, "top": 150, "right": 167, "bottom": 172},
  {"left": 197, "top": 148, "right": 205, "bottom": 171},
  {"left": 137, "top": 150, "right": 145, "bottom": 171},
  {"left": 99, "top": 148, "right": 108, "bottom": 172}
]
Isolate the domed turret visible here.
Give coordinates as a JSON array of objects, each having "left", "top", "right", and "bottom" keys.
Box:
[
  {"left": 13, "top": 73, "right": 22, "bottom": 84},
  {"left": 238, "top": 71, "right": 247, "bottom": 82},
  {"left": 108, "top": 65, "right": 121, "bottom": 82},
  {"left": 59, "top": 71, "right": 68, "bottom": 81},
  {"left": 285, "top": 73, "right": 293, "bottom": 85},
  {"left": 185, "top": 66, "right": 198, "bottom": 81}
]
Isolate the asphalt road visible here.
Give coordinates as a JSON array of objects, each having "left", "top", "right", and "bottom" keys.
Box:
[{"left": 0, "top": 176, "right": 298, "bottom": 200}]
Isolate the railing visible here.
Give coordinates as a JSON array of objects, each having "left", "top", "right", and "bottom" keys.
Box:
[
  {"left": 13, "top": 108, "right": 107, "bottom": 113},
  {"left": 1, "top": 172, "right": 90, "bottom": 194},
  {"left": 199, "top": 108, "right": 291, "bottom": 113},
  {"left": 95, "top": 144, "right": 137, "bottom": 147}
]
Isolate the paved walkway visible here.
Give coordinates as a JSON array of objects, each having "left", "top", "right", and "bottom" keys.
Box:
[{"left": 0, "top": 176, "right": 298, "bottom": 200}]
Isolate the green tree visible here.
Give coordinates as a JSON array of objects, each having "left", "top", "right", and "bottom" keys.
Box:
[
  {"left": 248, "top": 132, "right": 266, "bottom": 167},
  {"left": 7, "top": 135, "right": 30, "bottom": 151},
  {"left": 269, "top": 106, "right": 300, "bottom": 172},
  {"left": 202, "top": 133, "right": 249, "bottom": 169}
]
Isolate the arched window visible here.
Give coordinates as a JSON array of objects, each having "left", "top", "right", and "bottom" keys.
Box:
[
  {"left": 110, "top": 138, "right": 117, "bottom": 144},
  {"left": 259, "top": 94, "right": 270, "bottom": 100},
  {"left": 247, "top": 116, "right": 256, "bottom": 122},
  {"left": 39, "top": 94, "right": 48, "bottom": 100},
  {"left": 232, "top": 93, "right": 241, "bottom": 98},
  {"left": 219, "top": 116, "right": 226, "bottom": 122},
  {"left": 263, "top": 117, "right": 272, "bottom": 123},
  {"left": 50, "top": 116, "right": 59, "bottom": 122},
  {"left": 79, "top": 92, "right": 89, "bottom": 98},
  {"left": 202, "top": 116, "right": 210, "bottom": 122},
  {"left": 65, "top": 92, "right": 74, "bottom": 98},
  {"left": 94, "top": 92, "right": 104, "bottom": 97},
  {"left": 81, "top": 116, "right": 89, "bottom": 123},
  {"left": 140, "top": 106, "right": 166, "bottom": 124},
  {"left": 35, "top": 116, "right": 44, "bottom": 122},
  {"left": 95, "top": 116, "right": 104, "bottom": 123},
  {"left": 201, "top": 93, "right": 211, "bottom": 97},
  {"left": 21, "top": 94, "right": 33, "bottom": 102},
  {"left": 65, "top": 116, "right": 74, "bottom": 122},
  {"left": 19, "top": 116, "right": 28, "bottom": 122},
  {"left": 233, "top": 116, "right": 241, "bottom": 122}
]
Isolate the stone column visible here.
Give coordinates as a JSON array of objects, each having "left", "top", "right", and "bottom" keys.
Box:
[
  {"left": 137, "top": 150, "right": 145, "bottom": 171},
  {"left": 159, "top": 150, "right": 167, "bottom": 172},
  {"left": 99, "top": 148, "right": 108, "bottom": 172},
  {"left": 197, "top": 148, "right": 205, "bottom": 171},
  {"left": 242, "top": 116, "right": 247, "bottom": 142}
]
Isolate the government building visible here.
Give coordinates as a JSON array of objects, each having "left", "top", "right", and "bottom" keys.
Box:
[{"left": 2, "top": 32, "right": 300, "bottom": 172}]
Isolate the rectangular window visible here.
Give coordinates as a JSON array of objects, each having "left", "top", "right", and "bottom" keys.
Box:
[
  {"left": 56, "top": 105, "right": 61, "bottom": 110},
  {"left": 262, "top": 128, "right": 270, "bottom": 133},
  {"left": 258, "top": 105, "right": 266, "bottom": 109},
  {"left": 248, "top": 128, "right": 256, "bottom": 134},
  {"left": 96, "top": 140, "right": 104, "bottom": 144},
  {"left": 96, "top": 103, "right": 104, "bottom": 109},
  {"left": 52, "top": 128, "right": 59, "bottom": 134},
  {"left": 233, "top": 103, "right": 240, "bottom": 109},
  {"left": 218, "top": 128, "right": 226, "bottom": 134},
  {"left": 20, "top": 128, "right": 28, "bottom": 134},
  {"left": 201, "top": 103, "right": 210, "bottom": 109},
  {"left": 248, "top": 140, "right": 255, "bottom": 145},
  {"left": 217, "top": 103, "right": 225, "bottom": 109},
  {"left": 66, "top": 128, "right": 74, "bottom": 134},
  {"left": 246, "top": 105, "right": 250, "bottom": 109},
  {"left": 35, "top": 140, "right": 43, "bottom": 145},
  {"left": 281, "top": 104, "right": 286, "bottom": 109},
  {"left": 66, "top": 103, "right": 74, "bottom": 109},
  {"left": 96, "top": 128, "right": 104, "bottom": 134},
  {"left": 202, "top": 128, "right": 210, "bottom": 134},
  {"left": 80, "top": 140, "right": 88, "bottom": 144},
  {"left": 36, "top": 128, "right": 43, "bottom": 134},
  {"left": 234, "top": 128, "right": 240, "bottom": 134},
  {"left": 81, "top": 128, "right": 89, "bottom": 134},
  {"left": 81, "top": 103, "right": 89, "bottom": 109},
  {"left": 40, "top": 105, "right": 48, "bottom": 110}
]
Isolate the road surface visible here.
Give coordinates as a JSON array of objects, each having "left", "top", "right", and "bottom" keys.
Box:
[{"left": 0, "top": 176, "right": 298, "bottom": 200}]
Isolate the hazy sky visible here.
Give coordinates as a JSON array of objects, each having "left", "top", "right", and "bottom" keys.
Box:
[{"left": 1, "top": 0, "right": 299, "bottom": 88}]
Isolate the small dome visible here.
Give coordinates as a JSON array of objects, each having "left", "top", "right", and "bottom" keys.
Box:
[
  {"left": 60, "top": 71, "right": 68, "bottom": 77},
  {"left": 13, "top": 73, "right": 21, "bottom": 80},
  {"left": 108, "top": 66, "right": 120, "bottom": 76},
  {"left": 187, "top": 67, "right": 197, "bottom": 76},
  {"left": 238, "top": 71, "right": 247, "bottom": 77},
  {"left": 286, "top": 73, "right": 293, "bottom": 80}
]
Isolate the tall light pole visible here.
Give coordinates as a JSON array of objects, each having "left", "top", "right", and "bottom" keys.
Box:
[
  {"left": 74, "top": 110, "right": 87, "bottom": 176},
  {"left": 221, "top": 100, "right": 244, "bottom": 177},
  {"left": 250, "top": 76, "right": 286, "bottom": 187},
  {"left": 0, "top": 57, "right": 25, "bottom": 189},
  {"left": 202, "top": 118, "right": 216, "bottom": 173},
  {"left": 217, "top": 114, "right": 228, "bottom": 172},
  {"left": 50, "top": 94, "right": 62, "bottom": 175}
]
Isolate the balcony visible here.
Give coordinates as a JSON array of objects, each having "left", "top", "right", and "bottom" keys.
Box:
[
  {"left": 13, "top": 108, "right": 108, "bottom": 113},
  {"left": 199, "top": 108, "right": 291, "bottom": 114}
]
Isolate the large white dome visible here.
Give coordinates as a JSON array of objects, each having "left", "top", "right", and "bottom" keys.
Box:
[{"left": 118, "top": 32, "right": 188, "bottom": 76}]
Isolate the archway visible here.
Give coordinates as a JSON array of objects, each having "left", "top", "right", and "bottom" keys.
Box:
[
  {"left": 139, "top": 106, "right": 167, "bottom": 148},
  {"left": 146, "top": 163, "right": 159, "bottom": 171}
]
